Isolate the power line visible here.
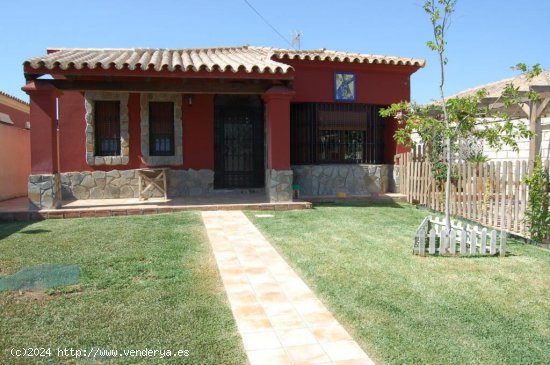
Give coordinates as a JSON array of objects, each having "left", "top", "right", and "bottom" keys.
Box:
[{"left": 242, "top": 0, "right": 294, "bottom": 48}]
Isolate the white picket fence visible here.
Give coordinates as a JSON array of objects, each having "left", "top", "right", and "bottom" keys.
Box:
[{"left": 414, "top": 216, "right": 507, "bottom": 256}]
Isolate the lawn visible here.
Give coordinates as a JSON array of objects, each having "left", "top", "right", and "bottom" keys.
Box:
[
  {"left": 0, "top": 212, "right": 247, "bottom": 365},
  {"left": 247, "top": 202, "right": 550, "bottom": 365}
]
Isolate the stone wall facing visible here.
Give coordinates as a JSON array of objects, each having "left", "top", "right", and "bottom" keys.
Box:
[
  {"left": 292, "top": 164, "right": 397, "bottom": 196},
  {"left": 60, "top": 169, "right": 214, "bottom": 200},
  {"left": 28, "top": 174, "right": 62, "bottom": 209},
  {"left": 266, "top": 169, "right": 293, "bottom": 202},
  {"left": 84, "top": 92, "right": 130, "bottom": 166}
]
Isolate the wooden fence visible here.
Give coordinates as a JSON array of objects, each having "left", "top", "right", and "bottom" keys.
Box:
[{"left": 396, "top": 148, "right": 549, "bottom": 239}]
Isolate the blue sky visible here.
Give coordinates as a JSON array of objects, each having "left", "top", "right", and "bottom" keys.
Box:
[{"left": 1, "top": 0, "right": 548, "bottom": 103}]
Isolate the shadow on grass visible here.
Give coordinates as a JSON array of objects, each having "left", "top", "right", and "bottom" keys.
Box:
[
  {"left": 312, "top": 200, "right": 405, "bottom": 209},
  {"left": 0, "top": 221, "right": 38, "bottom": 241},
  {"left": 425, "top": 252, "right": 518, "bottom": 259},
  {"left": 19, "top": 229, "right": 51, "bottom": 234}
]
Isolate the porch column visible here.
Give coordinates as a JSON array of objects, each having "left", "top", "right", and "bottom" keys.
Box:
[
  {"left": 262, "top": 86, "right": 295, "bottom": 202},
  {"left": 22, "top": 81, "right": 62, "bottom": 209},
  {"left": 527, "top": 94, "right": 550, "bottom": 169}
]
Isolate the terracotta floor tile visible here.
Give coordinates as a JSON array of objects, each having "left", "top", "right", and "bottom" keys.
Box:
[
  {"left": 237, "top": 317, "right": 273, "bottom": 333},
  {"left": 222, "top": 275, "right": 249, "bottom": 286},
  {"left": 202, "top": 211, "right": 375, "bottom": 365},
  {"left": 333, "top": 359, "right": 376, "bottom": 365},
  {"left": 268, "top": 311, "right": 307, "bottom": 330},
  {"left": 247, "top": 348, "right": 291, "bottom": 365},
  {"left": 321, "top": 341, "right": 368, "bottom": 362},
  {"left": 232, "top": 303, "right": 268, "bottom": 319},
  {"left": 241, "top": 330, "right": 282, "bottom": 351},
  {"left": 226, "top": 290, "right": 257, "bottom": 305},
  {"left": 302, "top": 311, "right": 339, "bottom": 327},
  {"left": 219, "top": 267, "right": 246, "bottom": 277},
  {"left": 311, "top": 326, "right": 353, "bottom": 343},
  {"left": 275, "top": 328, "right": 318, "bottom": 347},
  {"left": 286, "top": 344, "right": 330, "bottom": 365},
  {"left": 286, "top": 289, "right": 318, "bottom": 302},
  {"left": 247, "top": 272, "right": 278, "bottom": 286},
  {"left": 258, "top": 290, "right": 289, "bottom": 303},
  {"left": 262, "top": 302, "right": 296, "bottom": 317},
  {"left": 245, "top": 267, "right": 270, "bottom": 275},
  {"left": 224, "top": 282, "right": 254, "bottom": 294},
  {"left": 253, "top": 282, "right": 284, "bottom": 294},
  {"left": 293, "top": 299, "right": 327, "bottom": 316}
]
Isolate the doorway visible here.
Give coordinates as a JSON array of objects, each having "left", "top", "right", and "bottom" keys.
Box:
[{"left": 214, "top": 95, "right": 265, "bottom": 189}]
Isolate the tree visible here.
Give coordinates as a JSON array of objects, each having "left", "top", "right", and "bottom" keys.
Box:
[{"left": 380, "top": 0, "right": 540, "bottom": 234}]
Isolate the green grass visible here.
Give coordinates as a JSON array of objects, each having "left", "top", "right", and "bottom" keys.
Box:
[
  {"left": 0, "top": 213, "right": 247, "bottom": 365},
  {"left": 246, "top": 202, "right": 550, "bottom": 365}
]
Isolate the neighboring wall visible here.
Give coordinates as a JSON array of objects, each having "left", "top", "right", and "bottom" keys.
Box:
[
  {"left": 0, "top": 92, "right": 30, "bottom": 201},
  {"left": 0, "top": 123, "right": 30, "bottom": 200},
  {"left": 483, "top": 117, "right": 550, "bottom": 161},
  {"left": 0, "top": 92, "right": 29, "bottom": 129},
  {"left": 410, "top": 117, "right": 550, "bottom": 163}
]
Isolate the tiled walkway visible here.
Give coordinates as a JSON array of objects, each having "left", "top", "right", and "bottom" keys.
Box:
[{"left": 202, "top": 211, "right": 375, "bottom": 365}]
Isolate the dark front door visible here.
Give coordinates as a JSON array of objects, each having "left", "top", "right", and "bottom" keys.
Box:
[{"left": 214, "top": 95, "right": 265, "bottom": 189}]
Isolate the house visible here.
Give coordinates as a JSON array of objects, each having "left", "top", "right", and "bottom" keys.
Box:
[
  {"left": 22, "top": 46, "right": 425, "bottom": 208},
  {"left": 449, "top": 71, "right": 550, "bottom": 163},
  {"left": 0, "top": 91, "right": 30, "bottom": 201}
]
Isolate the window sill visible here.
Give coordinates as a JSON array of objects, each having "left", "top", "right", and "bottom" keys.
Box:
[{"left": 86, "top": 154, "right": 130, "bottom": 166}]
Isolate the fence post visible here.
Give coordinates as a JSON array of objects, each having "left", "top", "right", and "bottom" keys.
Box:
[
  {"left": 480, "top": 228, "right": 487, "bottom": 254},
  {"left": 440, "top": 230, "right": 447, "bottom": 255},
  {"left": 490, "top": 230, "right": 497, "bottom": 255},
  {"left": 460, "top": 229, "right": 467, "bottom": 254},
  {"left": 500, "top": 232, "right": 507, "bottom": 257},
  {"left": 429, "top": 230, "right": 436, "bottom": 254},
  {"left": 418, "top": 229, "right": 426, "bottom": 256},
  {"left": 470, "top": 232, "right": 477, "bottom": 254}
]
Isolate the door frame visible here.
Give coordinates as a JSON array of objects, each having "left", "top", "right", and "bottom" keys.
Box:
[{"left": 213, "top": 95, "right": 265, "bottom": 189}]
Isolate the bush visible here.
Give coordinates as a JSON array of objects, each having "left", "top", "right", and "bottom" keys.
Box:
[{"left": 524, "top": 156, "right": 550, "bottom": 243}]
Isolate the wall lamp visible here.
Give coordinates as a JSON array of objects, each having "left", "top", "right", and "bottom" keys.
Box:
[{"left": 187, "top": 95, "right": 193, "bottom": 106}]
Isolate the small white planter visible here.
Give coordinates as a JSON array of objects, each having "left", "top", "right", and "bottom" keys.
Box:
[{"left": 414, "top": 216, "right": 507, "bottom": 256}]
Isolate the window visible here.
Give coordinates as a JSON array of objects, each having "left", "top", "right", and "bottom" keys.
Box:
[
  {"left": 149, "top": 101, "right": 175, "bottom": 156},
  {"left": 290, "top": 103, "right": 383, "bottom": 164},
  {"left": 94, "top": 100, "right": 121, "bottom": 156},
  {"left": 319, "top": 130, "right": 365, "bottom": 163},
  {"left": 140, "top": 93, "right": 182, "bottom": 166}
]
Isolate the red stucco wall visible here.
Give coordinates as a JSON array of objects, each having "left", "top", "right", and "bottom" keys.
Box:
[
  {"left": 58, "top": 91, "right": 86, "bottom": 172},
  {"left": 286, "top": 59, "right": 412, "bottom": 105},
  {"left": 182, "top": 94, "right": 214, "bottom": 170},
  {"left": 53, "top": 59, "right": 416, "bottom": 172},
  {"left": 286, "top": 59, "right": 414, "bottom": 163},
  {"left": 57, "top": 92, "right": 215, "bottom": 172},
  {"left": 0, "top": 123, "right": 30, "bottom": 200}
]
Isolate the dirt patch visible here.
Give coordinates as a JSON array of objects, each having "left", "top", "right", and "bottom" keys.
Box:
[{"left": 1, "top": 285, "right": 82, "bottom": 304}]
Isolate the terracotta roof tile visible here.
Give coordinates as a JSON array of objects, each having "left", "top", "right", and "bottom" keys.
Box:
[
  {"left": 24, "top": 46, "right": 425, "bottom": 74},
  {"left": 450, "top": 70, "right": 550, "bottom": 99},
  {"left": 271, "top": 47, "right": 426, "bottom": 67},
  {"left": 0, "top": 90, "right": 29, "bottom": 106}
]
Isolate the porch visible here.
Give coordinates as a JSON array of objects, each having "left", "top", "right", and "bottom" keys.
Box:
[{"left": 0, "top": 193, "right": 312, "bottom": 221}]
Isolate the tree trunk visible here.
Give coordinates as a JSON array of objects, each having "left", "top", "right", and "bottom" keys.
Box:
[{"left": 445, "top": 137, "right": 452, "bottom": 232}]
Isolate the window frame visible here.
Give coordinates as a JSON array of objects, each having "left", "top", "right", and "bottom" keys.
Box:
[
  {"left": 148, "top": 101, "right": 175, "bottom": 156},
  {"left": 140, "top": 93, "right": 182, "bottom": 166},
  {"left": 94, "top": 100, "right": 121, "bottom": 157},
  {"left": 84, "top": 92, "right": 129, "bottom": 166},
  {"left": 290, "top": 102, "right": 384, "bottom": 165}
]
